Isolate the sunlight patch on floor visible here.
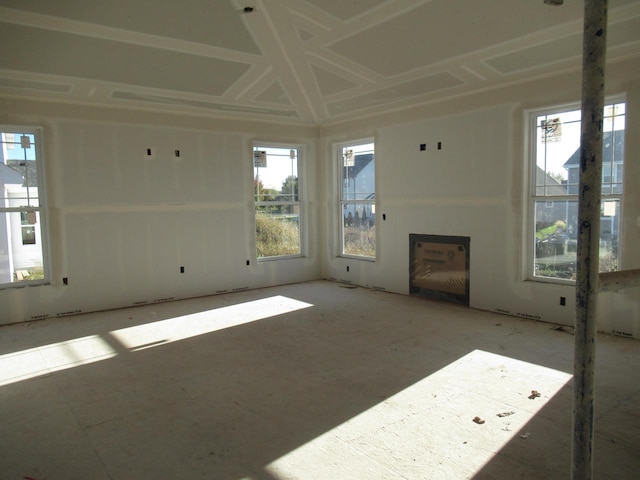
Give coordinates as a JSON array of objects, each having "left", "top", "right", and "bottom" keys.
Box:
[
  {"left": 110, "top": 295, "right": 312, "bottom": 350},
  {"left": 265, "top": 349, "right": 573, "bottom": 480},
  {"left": 0, "top": 295, "right": 312, "bottom": 387}
]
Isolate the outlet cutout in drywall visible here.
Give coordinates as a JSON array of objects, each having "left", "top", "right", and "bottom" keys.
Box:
[
  {"left": 146, "top": 147, "right": 156, "bottom": 159},
  {"left": 560, "top": 296, "right": 566, "bottom": 306}
]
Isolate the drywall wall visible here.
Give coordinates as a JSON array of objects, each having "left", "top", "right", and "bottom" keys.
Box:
[
  {"left": 322, "top": 61, "right": 640, "bottom": 338},
  {"left": 0, "top": 103, "right": 321, "bottom": 324},
  {"left": 1, "top": 61, "right": 638, "bottom": 338}
]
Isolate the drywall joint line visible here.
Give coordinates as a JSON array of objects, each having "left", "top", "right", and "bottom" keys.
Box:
[{"left": 572, "top": 1, "right": 608, "bottom": 479}]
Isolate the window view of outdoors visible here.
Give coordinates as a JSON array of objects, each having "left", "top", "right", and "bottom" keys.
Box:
[
  {"left": 1, "top": 130, "right": 45, "bottom": 286},
  {"left": 533, "top": 103, "right": 625, "bottom": 280},
  {"left": 340, "top": 142, "right": 375, "bottom": 257},
  {"left": 254, "top": 146, "right": 300, "bottom": 258}
]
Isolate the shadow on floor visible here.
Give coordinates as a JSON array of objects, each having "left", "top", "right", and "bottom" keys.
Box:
[{"left": 1, "top": 281, "right": 638, "bottom": 479}]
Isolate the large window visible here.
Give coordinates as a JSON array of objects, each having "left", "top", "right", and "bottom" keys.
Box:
[
  {"left": 253, "top": 144, "right": 301, "bottom": 259},
  {"left": 529, "top": 101, "right": 625, "bottom": 281},
  {"left": 339, "top": 141, "right": 375, "bottom": 258},
  {"left": 1, "top": 128, "right": 49, "bottom": 287}
]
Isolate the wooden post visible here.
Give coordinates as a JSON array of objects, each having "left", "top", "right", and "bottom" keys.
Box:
[{"left": 573, "top": 1, "right": 608, "bottom": 478}]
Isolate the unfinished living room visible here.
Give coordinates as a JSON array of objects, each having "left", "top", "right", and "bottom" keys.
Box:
[{"left": 1, "top": 1, "right": 639, "bottom": 479}]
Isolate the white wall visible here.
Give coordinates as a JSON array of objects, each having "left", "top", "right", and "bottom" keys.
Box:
[
  {"left": 322, "top": 59, "right": 640, "bottom": 338},
  {"left": 0, "top": 104, "right": 321, "bottom": 324},
  {"left": 1, "top": 60, "right": 638, "bottom": 338}
]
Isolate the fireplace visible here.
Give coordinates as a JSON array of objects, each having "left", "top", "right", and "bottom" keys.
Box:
[{"left": 409, "top": 234, "right": 470, "bottom": 305}]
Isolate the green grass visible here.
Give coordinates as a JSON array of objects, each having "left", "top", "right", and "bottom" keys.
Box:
[
  {"left": 256, "top": 213, "right": 300, "bottom": 257},
  {"left": 343, "top": 225, "right": 375, "bottom": 257}
]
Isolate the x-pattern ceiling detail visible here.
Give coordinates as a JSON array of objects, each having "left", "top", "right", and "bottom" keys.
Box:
[{"left": 0, "top": 0, "right": 639, "bottom": 125}]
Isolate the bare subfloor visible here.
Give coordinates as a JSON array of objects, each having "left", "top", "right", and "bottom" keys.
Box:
[{"left": 1, "top": 281, "right": 638, "bottom": 479}]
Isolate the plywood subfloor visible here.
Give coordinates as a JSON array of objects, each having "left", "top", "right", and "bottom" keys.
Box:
[{"left": 1, "top": 280, "right": 638, "bottom": 479}]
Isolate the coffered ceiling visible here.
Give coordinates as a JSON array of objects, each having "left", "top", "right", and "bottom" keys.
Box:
[{"left": 0, "top": 0, "right": 639, "bottom": 125}]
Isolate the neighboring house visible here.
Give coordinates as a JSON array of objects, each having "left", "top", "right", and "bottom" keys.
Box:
[
  {"left": 343, "top": 152, "right": 375, "bottom": 226},
  {"left": 0, "top": 162, "right": 24, "bottom": 283},
  {"left": 562, "top": 130, "right": 624, "bottom": 242},
  {"left": 563, "top": 130, "right": 625, "bottom": 195},
  {"left": 1, "top": 135, "right": 41, "bottom": 284},
  {"left": 535, "top": 165, "right": 568, "bottom": 231}
]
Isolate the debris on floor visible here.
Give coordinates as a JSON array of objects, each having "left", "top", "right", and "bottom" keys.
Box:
[
  {"left": 472, "top": 416, "right": 485, "bottom": 424},
  {"left": 528, "top": 390, "right": 541, "bottom": 399},
  {"left": 551, "top": 325, "right": 574, "bottom": 335},
  {"left": 497, "top": 411, "right": 515, "bottom": 417},
  {"left": 339, "top": 284, "right": 357, "bottom": 289},
  {"left": 519, "top": 432, "right": 531, "bottom": 439}
]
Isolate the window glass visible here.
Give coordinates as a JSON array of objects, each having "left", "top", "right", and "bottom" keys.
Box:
[
  {"left": 1, "top": 128, "right": 48, "bottom": 286},
  {"left": 253, "top": 145, "right": 301, "bottom": 259},
  {"left": 340, "top": 141, "right": 375, "bottom": 258},
  {"left": 530, "top": 102, "right": 624, "bottom": 281}
]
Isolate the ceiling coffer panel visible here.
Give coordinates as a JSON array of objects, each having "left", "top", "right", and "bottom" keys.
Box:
[
  {"left": 254, "top": 81, "right": 292, "bottom": 105},
  {"left": 485, "top": 16, "right": 640, "bottom": 74},
  {"left": 327, "top": 0, "right": 585, "bottom": 77},
  {"left": 0, "top": 0, "right": 261, "bottom": 54},
  {"left": 0, "top": 77, "right": 72, "bottom": 93},
  {"left": 311, "top": 65, "right": 359, "bottom": 97},
  {"left": 327, "top": 72, "right": 464, "bottom": 116},
  {"left": 111, "top": 91, "right": 299, "bottom": 118},
  {"left": 304, "top": 0, "right": 389, "bottom": 21},
  {"left": 0, "top": 23, "right": 251, "bottom": 96}
]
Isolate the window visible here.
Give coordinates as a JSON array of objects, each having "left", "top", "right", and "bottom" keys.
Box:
[
  {"left": 529, "top": 101, "right": 625, "bottom": 281},
  {"left": 1, "top": 128, "right": 48, "bottom": 286},
  {"left": 339, "top": 140, "right": 375, "bottom": 258},
  {"left": 253, "top": 144, "right": 301, "bottom": 259}
]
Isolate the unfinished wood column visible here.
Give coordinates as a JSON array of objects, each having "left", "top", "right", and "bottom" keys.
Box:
[{"left": 573, "top": 1, "right": 608, "bottom": 479}]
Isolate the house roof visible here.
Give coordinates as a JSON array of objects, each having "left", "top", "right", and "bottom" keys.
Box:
[
  {"left": 346, "top": 153, "right": 374, "bottom": 179},
  {"left": 0, "top": 162, "right": 23, "bottom": 185},
  {"left": 563, "top": 130, "right": 625, "bottom": 168},
  {"left": 6, "top": 160, "right": 37, "bottom": 187},
  {"left": 536, "top": 166, "right": 567, "bottom": 195},
  {"left": 0, "top": 0, "right": 639, "bottom": 126}
]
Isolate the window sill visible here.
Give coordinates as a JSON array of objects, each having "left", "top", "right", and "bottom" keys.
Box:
[
  {"left": 257, "top": 254, "right": 305, "bottom": 262},
  {"left": 339, "top": 254, "right": 376, "bottom": 262},
  {"left": 525, "top": 276, "right": 575, "bottom": 287}
]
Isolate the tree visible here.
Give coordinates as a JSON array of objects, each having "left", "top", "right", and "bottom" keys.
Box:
[
  {"left": 280, "top": 175, "right": 298, "bottom": 201},
  {"left": 254, "top": 177, "right": 278, "bottom": 202}
]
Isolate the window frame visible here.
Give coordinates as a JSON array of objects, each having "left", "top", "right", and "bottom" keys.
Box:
[
  {"left": 0, "top": 126, "right": 50, "bottom": 289},
  {"left": 252, "top": 142, "right": 304, "bottom": 261},
  {"left": 337, "top": 138, "right": 376, "bottom": 260},
  {"left": 525, "top": 97, "right": 625, "bottom": 284}
]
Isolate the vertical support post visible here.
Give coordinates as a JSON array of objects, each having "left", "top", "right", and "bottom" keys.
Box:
[{"left": 573, "top": 1, "right": 608, "bottom": 479}]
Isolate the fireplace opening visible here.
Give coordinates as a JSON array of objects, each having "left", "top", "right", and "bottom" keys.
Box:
[{"left": 409, "top": 234, "right": 470, "bottom": 305}]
